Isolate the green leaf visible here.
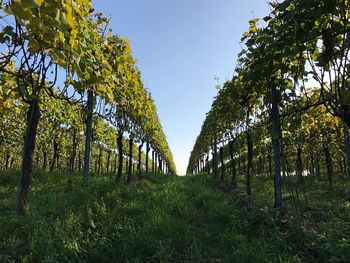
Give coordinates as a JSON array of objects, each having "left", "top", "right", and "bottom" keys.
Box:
[
  {"left": 28, "top": 39, "right": 41, "bottom": 53},
  {"left": 10, "top": 3, "right": 32, "bottom": 20}
]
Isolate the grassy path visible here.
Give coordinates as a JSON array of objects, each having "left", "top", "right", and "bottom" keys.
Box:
[{"left": 0, "top": 172, "right": 322, "bottom": 262}]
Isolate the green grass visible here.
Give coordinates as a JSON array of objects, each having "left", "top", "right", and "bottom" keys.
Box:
[
  {"left": 0, "top": 171, "right": 349, "bottom": 262},
  {"left": 238, "top": 173, "right": 350, "bottom": 262}
]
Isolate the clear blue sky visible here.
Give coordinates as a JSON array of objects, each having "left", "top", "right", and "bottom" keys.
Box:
[{"left": 93, "top": 1, "right": 271, "bottom": 175}]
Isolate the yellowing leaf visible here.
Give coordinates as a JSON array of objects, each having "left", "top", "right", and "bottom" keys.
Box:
[
  {"left": 66, "top": 4, "right": 74, "bottom": 28},
  {"left": 124, "top": 40, "right": 132, "bottom": 54},
  {"left": 97, "top": 84, "right": 107, "bottom": 94},
  {"left": 34, "top": 0, "right": 44, "bottom": 6},
  {"left": 249, "top": 27, "right": 257, "bottom": 33}
]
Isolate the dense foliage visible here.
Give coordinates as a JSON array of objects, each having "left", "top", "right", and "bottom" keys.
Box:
[
  {"left": 187, "top": 0, "right": 350, "bottom": 210},
  {"left": 0, "top": 0, "right": 176, "bottom": 215}
]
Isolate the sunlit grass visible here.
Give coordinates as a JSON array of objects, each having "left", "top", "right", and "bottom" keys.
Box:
[{"left": 0, "top": 170, "right": 349, "bottom": 262}]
